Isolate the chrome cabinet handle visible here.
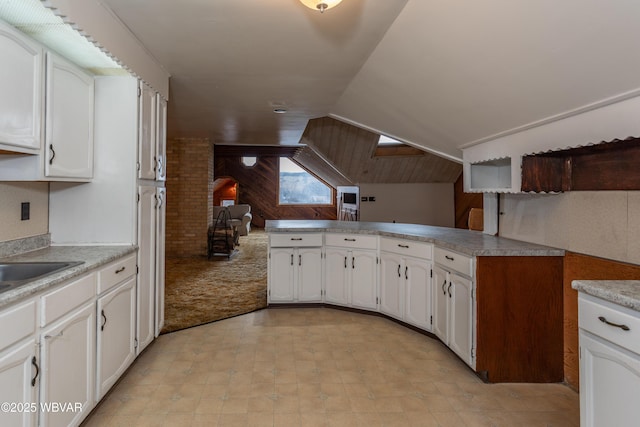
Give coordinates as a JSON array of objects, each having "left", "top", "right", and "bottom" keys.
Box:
[
  {"left": 445, "top": 255, "right": 454, "bottom": 261},
  {"left": 598, "top": 316, "right": 630, "bottom": 331},
  {"left": 49, "top": 144, "right": 56, "bottom": 165},
  {"left": 31, "top": 357, "right": 39, "bottom": 387}
]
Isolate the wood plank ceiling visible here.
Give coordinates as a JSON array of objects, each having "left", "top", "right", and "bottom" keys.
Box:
[{"left": 301, "top": 117, "right": 462, "bottom": 183}]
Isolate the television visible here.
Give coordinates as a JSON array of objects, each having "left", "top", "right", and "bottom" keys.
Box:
[{"left": 342, "top": 192, "right": 357, "bottom": 205}]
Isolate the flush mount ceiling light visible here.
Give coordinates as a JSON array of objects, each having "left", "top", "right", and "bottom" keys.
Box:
[
  {"left": 300, "top": 0, "right": 343, "bottom": 13},
  {"left": 273, "top": 108, "right": 287, "bottom": 114}
]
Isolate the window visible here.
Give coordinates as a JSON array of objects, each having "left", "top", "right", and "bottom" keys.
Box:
[
  {"left": 279, "top": 158, "right": 332, "bottom": 205},
  {"left": 374, "top": 135, "right": 425, "bottom": 157}
]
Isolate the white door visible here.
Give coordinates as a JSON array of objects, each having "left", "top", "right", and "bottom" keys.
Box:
[
  {"left": 96, "top": 277, "right": 136, "bottom": 400},
  {"left": 379, "top": 253, "right": 404, "bottom": 319},
  {"left": 39, "top": 303, "right": 95, "bottom": 427},
  {"left": 0, "top": 21, "right": 42, "bottom": 151},
  {"left": 404, "top": 258, "right": 431, "bottom": 330},
  {"left": 350, "top": 250, "right": 377, "bottom": 310},
  {"left": 138, "top": 82, "right": 156, "bottom": 180},
  {"left": 137, "top": 185, "right": 156, "bottom": 353},
  {"left": 298, "top": 248, "right": 323, "bottom": 302},
  {"left": 0, "top": 340, "right": 38, "bottom": 427},
  {"left": 324, "top": 247, "right": 349, "bottom": 305},
  {"left": 45, "top": 52, "right": 94, "bottom": 179},
  {"left": 268, "top": 248, "right": 295, "bottom": 302},
  {"left": 432, "top": 266, "right": 449, "bottom": 343},
  {"left": 155, "top": 94, "right": 167, "bottom": 181},
  {"left": 449, "top": 273, "right": 473, "bottom": 366},
  {"left": 580, "top": 331, "right": 640, "bottom": 427},
  {"left": 155, "top": 187, "right": 166, "bottom": 336}
]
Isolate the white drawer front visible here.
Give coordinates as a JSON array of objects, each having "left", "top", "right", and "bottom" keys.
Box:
[
  {"left": 0, "top": 299, "right": 37, "bottom": 352},
  {"left": 579, "top": 294, "right": 640, "bottom": 355},
  {"left": 270, "top": 233, "right": 323, "bottom": 248},
  {"left": 41, "top": 273, "right": 96, "bottom": 327},
  {"left": 325, "top": 233, "right": 377, "bottom": 250},
  {"left": 98, "top": 254, "right": 137, "bottom": 294},
  {"left": 380, "top": 237, "right": 432, "bottom": 259},
  {"left": 434, "top": 247, "right": 474, "bottom": 277}
]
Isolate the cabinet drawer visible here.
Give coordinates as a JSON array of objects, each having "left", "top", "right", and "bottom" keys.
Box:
[
  {"left": 380, "top": 237, "right": 432, "bottom": 259},
  {"left": 434, "top": 247, "right": 474, "bottom": 277},
  {"left": 325, "top": 233, "right": 377, "bottom": 250},
  {"left": 579, "top": 294, "right": 640, "bottom": 355},
  {"left": 0, "top": 299, "right": 37, "bottom": 352},
  {"left": 98, "top": 254, "right": 137, "bottom": 294},
  {"left": 270, "top": 233, "right": 322, "bottom": 248},
  {"left": 41, "top": 273, "right": 96, "bottom": 327}
]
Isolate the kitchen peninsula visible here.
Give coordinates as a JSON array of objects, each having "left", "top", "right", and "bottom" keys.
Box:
[{"left": 266, "top": 220, "right": 565, "bottom": 383}]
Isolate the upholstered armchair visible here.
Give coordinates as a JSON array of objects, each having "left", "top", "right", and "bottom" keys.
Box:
[{"left": 213, "top": 204, "right": 252, "bottom": 236}]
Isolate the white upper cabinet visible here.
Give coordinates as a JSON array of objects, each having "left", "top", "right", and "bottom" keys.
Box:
[
  {"left": 45, "top": 52, "right": 94, "bottom": 180},
  {"left": 0, "top": 20, "right": 43, "bottom": 153},
  {"left": 138, "top": 81, "right": 167, "bottom": 182}
]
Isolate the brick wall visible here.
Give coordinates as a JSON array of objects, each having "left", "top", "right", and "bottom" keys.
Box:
[{"left": 166, "top": 138, "right": 213, "bottom": 257}]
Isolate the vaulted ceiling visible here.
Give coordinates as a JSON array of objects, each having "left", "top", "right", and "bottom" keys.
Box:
[{"left": 98, "top": 0, "right": 640, "bottom": 162}]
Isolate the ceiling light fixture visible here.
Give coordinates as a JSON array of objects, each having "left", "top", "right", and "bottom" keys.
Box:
[
  {"left": 299, "top": 0, "right": 343, "bottom": 13},
  {"left": 273, "top": 108, "right": 287, "bottom": 114}
]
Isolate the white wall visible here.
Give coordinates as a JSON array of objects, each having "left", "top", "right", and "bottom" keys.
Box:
[
  {"left": 0, "top": 182, "right": 48, "bottom": 242},
  {"left": 499, "top": 191, "right": 640, "bottom": 265},
  {"left": 359, "top": 183, "right": 454, "bottom": 226}
]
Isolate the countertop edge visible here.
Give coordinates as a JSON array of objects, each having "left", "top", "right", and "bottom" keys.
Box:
[
  {"left": 0, "top": 245, "right": 137, "bottom": 309},
  {"left": 265, "top": 220, "right": 564, "bottom": 257},
  {"left": 572, "top": 280, "right": 640, "bottom": 312}
]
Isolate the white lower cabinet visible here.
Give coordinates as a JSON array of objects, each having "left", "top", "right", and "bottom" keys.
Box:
[
  {"left": 379, "top": 237, "right": 433, "bottom": 330},
  {"left": 268, "top": 247, "right": 322, "bottom": 302},
  {"left": 578, "top": 293, "right": 640, "bottom": 427},
  {"left": 325, "top": 247, "right": 377, "bottom": 310},
  {"left": 96, "top": 277, "right": 136, "bottom": 400},
  {"left": 433, "top": 264, "right": 474, "bottom": 367},
  {"left": 39, "top": 302, "right": 95, "bottom": 427},
  {"left": 0, "top": 339, "right": 38, "bottom": 427}
]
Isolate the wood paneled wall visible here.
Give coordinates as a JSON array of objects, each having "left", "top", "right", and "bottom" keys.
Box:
[
  {"left": 563, "top": 252, "right": 640, "bottom": 390},
  {"left": 214, "top": 155, "right": 337, "bottom": 227},
  {"left": 454, "top": 173, "right": 483, "bottom": 229}
]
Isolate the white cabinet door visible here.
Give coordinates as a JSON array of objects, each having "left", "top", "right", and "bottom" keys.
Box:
[
  {"left": 155, "top": 95, "right": 167, "bottom": 181},
  {"left": 324, "top": 247, "right": 349, "bottom": 305},
  {"left": 404, "top": 257, "right": 431, "bottom": 330},
  {"left": 380, "top": 253, "right": 404, "bottom": 319},
  {"left": 45, "top": 52, "right": 94, "bottom": 179},
  {"left": 580, "top": 331, "right": 640, "bottom": 427},
  {"left": 0, "top": 340, "right": 38, "bottom": 427},
  {"left": 137, "top": 185, "right": 156, "bottom": 354},
  {"left": 449, "top": 273, "right": 473, "bottom": 366},
  {"left": 351, "top": 249, "right": 377, "bottom": 310},
  {"left": 0, "top": 21, "right": 42, "bottom": 152},
  {"left": 97, "top": 277, "right": 136, "bottom": 400},
  {"left": 155, "top": 187, "right": 166, "bottom": 336},
  {"left": 298, "top": 248, "right": 322, "bottom": 302},
  {"left": 138, "top": 82, "right": 157, "bottom": 180},
  {"left": 432, "top": 266, "right": 449, "bottom": 342},
  {"left": 39, "top": 302, "right": 95, "bottom": 427},
  {"left": 269, "top": 248, "right": 295, "bottom": 302}
]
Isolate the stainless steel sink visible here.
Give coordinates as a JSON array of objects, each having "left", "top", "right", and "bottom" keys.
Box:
[{"left": 0, "top": 261, "right": 84, "bottom": 290}]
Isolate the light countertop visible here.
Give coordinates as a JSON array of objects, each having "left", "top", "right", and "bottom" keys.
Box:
[
  {"left": 0, "top": 245, "right": 136, "bottom": 309},
  {"left": 265, "top": 220, "right": 564, "bottom": 257},
  {"left": 572, "top": 280, "right": 640, "bottom": 312}
]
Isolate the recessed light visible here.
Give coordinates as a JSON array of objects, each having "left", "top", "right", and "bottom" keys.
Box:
[{"left": 273, "top": 108, "right": 287, "bottom": 114}]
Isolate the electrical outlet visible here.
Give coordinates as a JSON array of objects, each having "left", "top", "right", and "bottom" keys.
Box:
[{"left": 21, "top": 202, "right": 30, "bottom": 221}]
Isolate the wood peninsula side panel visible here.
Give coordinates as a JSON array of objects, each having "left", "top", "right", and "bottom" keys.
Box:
[{"left": 476, "top": 256, "right": 564, "bottom": 383}]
